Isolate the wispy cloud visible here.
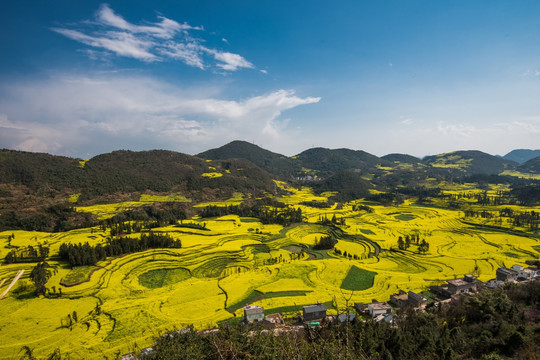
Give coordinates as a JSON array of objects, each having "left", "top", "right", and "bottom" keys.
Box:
[
  {"left": 0, "top": 75, "right": 320, "bottom": 156},
  {"left": 52, "top": 4, "right": 254, "bottom": 71}
]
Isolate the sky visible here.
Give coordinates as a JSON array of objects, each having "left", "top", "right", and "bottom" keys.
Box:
[{"left": 1, "top": 0, "right": 539, "bottom": 159}]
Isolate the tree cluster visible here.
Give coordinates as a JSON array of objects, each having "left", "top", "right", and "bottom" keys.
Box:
[
  {"left": 198, "top": 204, "right": 302, "bottom": 226},
  {"left": 313, "top": 235, "right": 337, "bottom": 250},
  {"left": 58, "top": 232, "right": 181, "bottom": 267},
  {"left": 4, "top": 244, "right": 49, "bottom": 263}
]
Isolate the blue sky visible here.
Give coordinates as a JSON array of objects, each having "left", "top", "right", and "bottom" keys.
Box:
[{"left": 1, "top": 1, "right": 539, "bottom": 158}]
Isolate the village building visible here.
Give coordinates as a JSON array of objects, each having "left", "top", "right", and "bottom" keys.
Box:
[
  {"left": 484, "top": 279, "right": 505, "bottom": 288},
  {"left": 390, "top": 290, "right": 428, "bottom": 308},
  {"left": 496, "top": 267, "right": 519, "bottom": 282},
  {"left": 367, "top": 301, "right": 392, "bottom": 318},
  {"left": 447, "top": 275, "right": 478, "bottom": 295},
  {"left": 336, "top": 312, "right": 356, "bottom": 324},
  {"left": 264, "top": 313, "right": 284, "bottom": 327},
  {"left": 408, "top": 291, "right": 428, "bottom": 307},
  {"left": 303, "top": 303, "right": 327, "bottom": 321},
  {"left": 354, "top": 302, "right": 366, "bottom": 314},
  {"left": 389, "top": 290, "right": 409, "bottom": 307},
  {"left": 244, "top": 305, "right": 264, "bottom": 323}
]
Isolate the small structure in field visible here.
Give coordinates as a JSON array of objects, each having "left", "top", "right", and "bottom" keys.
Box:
[
  {"left": 244, "top": 305, "right": 264, "bottom": 323},
  {"left": 303, "top": 303, "right": 327, "bottom": 322}
]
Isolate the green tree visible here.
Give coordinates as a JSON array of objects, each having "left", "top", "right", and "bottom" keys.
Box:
[{"left": 30, "top": 262, "right": 50, "bottom": 296}]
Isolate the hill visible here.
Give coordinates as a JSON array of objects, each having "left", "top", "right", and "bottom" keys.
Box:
[
  {"left": 294, "top": 148, "right": 391, "bottom": 178},
  {"left": 0, "top": 149, "right": 277, "bottom": 231},
  {"left": 197, "top": 140, "right": 300, "bottom": 178},
  {"left": 518, "top": 156, "right": 540, "bottom": 173},
  {"left": 422, "top": 150, "right": 517, "bottom": 175},
  {"left": 312, "top": 170, "right": 372, "bottom": 201},
  {"left": 503, "top": 149, "right": 540, "bottom": 164},
  {"left": 381, "top": 153, "right": 422, "bottom": 164}
]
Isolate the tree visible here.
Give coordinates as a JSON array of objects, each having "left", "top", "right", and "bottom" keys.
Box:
[
  {"left": 397, "top": 236, "right": 405, "bottom": 250},
  {"left": 30, "top": 262, "right": 50, "bottom": 296}
]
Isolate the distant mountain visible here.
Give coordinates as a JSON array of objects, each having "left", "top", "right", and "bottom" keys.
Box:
[
  {"left": 423, "top": 150, "right": 517, "bottom": 175},
  {"left": 503, "top": 149, "right": 540, "bottom": 164},
  {"left": 197, "top": 140, "right": 300, "bottom": 178},
  {"left": 381, "top": 153, "right": 422, "bottom": 164},
  {"left": 293, "top": 147, "right": 391, "bottom": 178},
  {"left": 518, "top": 156, "right": 540, "bottom": 173}
]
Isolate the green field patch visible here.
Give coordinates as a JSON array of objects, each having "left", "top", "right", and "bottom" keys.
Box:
[
  {"left": 138, "top": 267, "right": 191, "bottom": 289},
  {"left": 60, "top": 266, "right": 99, "bottom": 286},
  {"left": 340, "top": 266, "right": 377, "bottom": 291},
  {"left": 533, "top": 245, "right": 540, "bottom": 254},
  {"left": 226, "top": 290, "right": 264, "bottom": 313},
  {"left": 243, "top": 244, "right": 270, "bottom": 254},
  {"left": 240, "top": 217, "right": 260, "bottom": 223},
  {"left": 360, "top": 229, "right": 375, "bottom": 235},
  {"left": 395, "top": 214, "right": 416, "bottom": 221},
  {"left": 503, "top": 252, "right": 520, "bottom": 259},
  {"left": 264, "top": 290, "right": 311, "bottom": 299}
]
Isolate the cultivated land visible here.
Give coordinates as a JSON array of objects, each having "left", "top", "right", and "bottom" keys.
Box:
[
  {"left": 0, "top": 185, "right": 539, "bottom": 358},
  {"left": 0, "top": 144, "right": 539, "bottom": 358}
]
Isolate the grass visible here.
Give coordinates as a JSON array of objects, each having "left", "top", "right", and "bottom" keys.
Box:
[{"left": 340, "top": 266, "right": 378, "bottom": 291}]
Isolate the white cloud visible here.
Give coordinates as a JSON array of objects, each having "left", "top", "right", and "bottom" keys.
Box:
[
  {"left": 53, "top": 28, "right": 158, "bottom": 61},
  {"left": 203, "top": 48, "right": 254, "bottom": 71},
  {"left": 53, "top": 4, "right": 254, "bottom": 71},
  {"left": 0, "top": 75, "right": 320, "bottom": 156}
]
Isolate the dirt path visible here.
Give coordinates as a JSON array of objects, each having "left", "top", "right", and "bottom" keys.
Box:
[
  {"left": 0, "top": 269, "right": 25, "bottom": 300},
  {"left": 0, "top": 279, "right": 6, "bottom": 288}
]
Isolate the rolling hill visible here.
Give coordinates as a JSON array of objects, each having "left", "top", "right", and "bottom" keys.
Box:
[
  {"left": 293, "top": 147, "right": 392, "bottom": 178},
  {"left": 197, "top": 140, "right": 300, "bottom": 178},
  {"left": 422, "top": 150, "right": 517, "bottom": 175},
  {"left": 518, "top": 156, "right": 540, "bottom": 173}
]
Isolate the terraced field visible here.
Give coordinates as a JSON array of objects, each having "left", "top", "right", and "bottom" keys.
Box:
[{"left": 0, "top": 186, "right": 539, "bottom": 358}]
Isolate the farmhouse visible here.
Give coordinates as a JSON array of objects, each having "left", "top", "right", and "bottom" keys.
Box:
[
  {"left": 264, "top": 313, "right": 284, "bottom": 327},
  {"left": 510, "top": 264, "right": 539, "bottom": 280},
  {"left": 496, "top": 267, "right": 519, "bottom": 282},
  {"left": 390, "top": 290, "right": 409, "bottom": 307},
  {"left": 367, "top": 301, "right": 392, "bottom": 318},
  {"left": 303, "top": 303, "right": 327, "bottom": 321},
  {"left": 389, "top": 290, "right": 428, "bottom": 308},
  {"left": 244, "top": 305, "right": 264, "bottom": 323},
  {"left": 447, "top": 275, "right": 478, "bottom": 295},
  {"left": 408, "top": 291, "right": 428, "bottom": 307},
  {"left": 336, "top": 312, "right": 356, "bottom": 324}
]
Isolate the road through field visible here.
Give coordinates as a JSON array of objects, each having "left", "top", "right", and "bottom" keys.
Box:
[{"left": 0, "top": 270, "right": 24, "bottom": 300}]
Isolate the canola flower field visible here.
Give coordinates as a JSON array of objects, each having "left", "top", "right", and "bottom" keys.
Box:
[{"left": 0, "top": 185, "right": 539, "bottom": 359}]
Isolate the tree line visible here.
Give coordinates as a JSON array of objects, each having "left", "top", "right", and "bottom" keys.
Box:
[
  {"left": 198, "top": 204, "right": 303, "bottom": 226},
  {"left": 58, "top": 232, "right": 181, "bottom": 267}
]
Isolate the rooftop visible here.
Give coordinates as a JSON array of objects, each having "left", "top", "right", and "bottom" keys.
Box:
[{"left": 303, "top": 304, "right": 326, "bottom": 313}]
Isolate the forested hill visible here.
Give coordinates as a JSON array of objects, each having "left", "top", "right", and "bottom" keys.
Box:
[
  {"left": 0, "top": 149, "right": 276, "bottom": 201},
  {"left": 197, "top": 140, "right": 300, "bottom": 178},
  {"left": 422, "top": 150, "right": 518, "bottom": 175},
  {"left": 519, "top": 156, "right": 540, "bottom": 173}
]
